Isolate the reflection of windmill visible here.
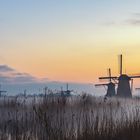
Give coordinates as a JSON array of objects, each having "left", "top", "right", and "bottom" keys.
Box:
[
  {"left": 0, "top": 85, "right": 7, "bottom": 97},
  {"left": 95, "top": 68, "right": 117, "bottom": 97},
  {"left": 99, "top": 55, "right": 140, "bottom": 98}
]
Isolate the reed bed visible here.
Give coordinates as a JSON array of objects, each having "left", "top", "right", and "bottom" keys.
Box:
[{"left": 0, "top": 95, "right": 140, "bottom": 140}]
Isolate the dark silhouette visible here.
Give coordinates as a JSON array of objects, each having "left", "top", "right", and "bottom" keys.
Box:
[
  {"left": 116, "top": 55, "right": 140, "bottom": 98},
  {"left": 61, "top": 83, "right": 73, "bottom": 97},
  {"left": 95, "top": 68, "right": 117, "bottom": 97},
  {"left": 98, "top": 54, "right": 140, "bottom": 98}
]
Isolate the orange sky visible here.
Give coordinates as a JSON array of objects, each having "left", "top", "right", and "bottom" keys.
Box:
[{"left": 1, "top": 1, "right": 140, "bottom": 84}]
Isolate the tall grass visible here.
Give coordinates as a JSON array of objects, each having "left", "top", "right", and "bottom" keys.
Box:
[{"left": 0, "top": 95, "right": 140, "bottom": 139}]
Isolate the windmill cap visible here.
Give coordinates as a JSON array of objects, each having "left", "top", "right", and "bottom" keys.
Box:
[
  {"left": 118, "top": 74, "right": 131, "bottom": 80},
  {"left": 108, "top": 82, "right": 115, "bottom": 86}
]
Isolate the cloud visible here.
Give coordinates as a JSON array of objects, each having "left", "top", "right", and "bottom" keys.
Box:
[
  {"left": 125, "top": 13, "right": 140, "bottom": 26},
  {"left": 102, "top": 21, "right": 116, "bottom": 26},
  {"left": 102, "top": 13, "right": 140, "bottom": 27},
  {"left": 0, "top": 75, "right": 12, "bottom": 83},
  {"left": 0, "top": 65, "right": 45, "bottom": 84},
  {"left": 11, "top": 73, "right": 38, "bottom": 83},
  {"left": 132, "top": 13, "right": 140, "bottom": 17},
  {"left": 126, "top": 19, "right": 140, "bottom": 26},
  {"left": 0, "top": 65, "right": 15, "bottom": 72}
]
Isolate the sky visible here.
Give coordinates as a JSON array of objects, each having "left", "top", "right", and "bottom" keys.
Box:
[{"left": 1, "top": 0, "right": 140, "bottom": 94}]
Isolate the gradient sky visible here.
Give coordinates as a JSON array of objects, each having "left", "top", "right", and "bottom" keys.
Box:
[{"left": 1, "top": 0, "right": 140, "bottom": 84}]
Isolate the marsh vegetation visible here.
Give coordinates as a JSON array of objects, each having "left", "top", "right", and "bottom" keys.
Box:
[{"left": 0, "top": 95, "right": 140, "bottom": 140}]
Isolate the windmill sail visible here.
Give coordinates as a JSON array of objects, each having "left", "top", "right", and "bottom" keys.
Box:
[
  {"left": 95, "top": 68, "right": 116, "bottom": 97},
  {"left": 118, "top": 54, "right": 123, "bottom": 75}
]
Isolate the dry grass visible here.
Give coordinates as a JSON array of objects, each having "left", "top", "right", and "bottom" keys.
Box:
[{"left": 0, "top": 94, "right": 139, "bottom": 139}]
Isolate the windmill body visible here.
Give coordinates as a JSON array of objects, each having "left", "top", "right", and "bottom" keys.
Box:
[
  {"left": 96, "top": 55, "right": 140, "bottom": 98},
  {"left": 95, "top": 68, "right": 116, "bottom": 97},
  {"left": 117, "top": 74, "right": 132, "bottom": 98},
  {"left": 116, "top": 55, "right": 140, "bottom": 98},
  {"left": 61, "top": 83, "right": 73, "bottom": 97},
  {"left": 106, "top": 82, "right": 116, "bottom": 97},
  {"left": 116, "top": 54, "right": 132, "bottom": 98},
  {"left": 95, "top": 82, "right": 116, "bottom": 97}
]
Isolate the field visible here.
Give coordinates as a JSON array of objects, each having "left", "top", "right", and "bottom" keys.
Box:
[{"left": 0, "top": 95, "right": 140, "bottom": 140}]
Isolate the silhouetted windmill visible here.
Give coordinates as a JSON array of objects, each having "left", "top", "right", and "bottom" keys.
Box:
[
  {"left": 60, "top": 83, "right": 73, "bottom": 97},
  {"left": 99, "top": 55, "right": 140, "bottom": 98},
  {"left": 0, "top": 85, "right": 7, "bottom": 97},
  {"left": 116, "top": 54, "right": 140, "bottom": 98},
  {"left": 65, "top": 83, "right": 73, "bottom": 95},
  {"left": 95, "top": 68, "right": 117, "bottom": 97}
]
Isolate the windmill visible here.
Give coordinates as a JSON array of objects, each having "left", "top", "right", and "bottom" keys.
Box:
[
  {"left": 63, "top": 83, "right": 73, "bottom": 96},
  {"left": 95, "top": 68, "right": 117, "bottom": 97},
  {"left": 116, "top": 54, "right": 140, "bottom": 98},
  {"left": 0, "top": 85, "right": 7, "bottom": 97},
  {"left": 99, "top": 54, "right": 140, "bottom": 98}
]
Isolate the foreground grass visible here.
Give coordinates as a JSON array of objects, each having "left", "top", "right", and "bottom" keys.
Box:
[{"left": 0, "top": 95, "right": 140, "bottom": 140}]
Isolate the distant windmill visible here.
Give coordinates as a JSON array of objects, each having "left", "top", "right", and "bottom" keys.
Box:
[
  {"left": 61, "top": 83, "right": 73, "bottom": 97},
  {"left": 99, "top": 54, "right": 140, "bottom": 98},
  {"left": 65, "top": 83, "right": 73, "bottom": 95},
  {"left": 0, "top": 85, "right": 7, "bottom": 97},
  {"left": 95, "top": 68, "right": 117, "bottom": 97}
]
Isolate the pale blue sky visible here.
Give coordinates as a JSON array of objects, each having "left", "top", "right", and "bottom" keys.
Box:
[
  {"left": 1, "top": 0, "right": 140, "bottom": 40},
  {"left": 0, "top": 0, "right": 140, "bottom": 40}
]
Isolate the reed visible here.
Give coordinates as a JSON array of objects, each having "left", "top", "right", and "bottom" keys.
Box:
[{"left": 0, "top": 95, "right": 139, "bottom": 140}]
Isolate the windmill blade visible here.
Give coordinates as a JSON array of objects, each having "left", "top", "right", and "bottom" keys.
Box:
[
  {"left": 0, "top": 90, "right": 6, "bottom": 93},
  {"left": 0, "top": 90, "right": 7, "bottom": 97},
  {"left": 130, "top": 75, "right": 140, "bottom": 79},
  {"left": 70, "top": 90, "right": 73, "bottom": 92},
  {"left": 107, "top": 68, "right": 111, "bottom": 82},
  {"left": 95, "top": 83, "right": 108, "bottom": 87},
  {"left": 99, "top": 76, "right": 118, "bottom": 80},
  {"left": 95, "top": 84, "right": 107, "bottom": 91},
  {"left": 118, "top": 54, "right": 123, "bottom": 75}
]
